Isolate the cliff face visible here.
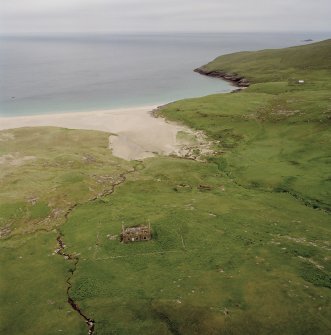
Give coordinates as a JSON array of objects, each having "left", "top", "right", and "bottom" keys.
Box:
[{"left": 194, "top": 67, "right": 250, "bottom": 87}]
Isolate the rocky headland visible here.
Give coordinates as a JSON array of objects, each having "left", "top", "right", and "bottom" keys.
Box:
[{"left": 194, "top": 67, "right": 250, "bottom": 88}]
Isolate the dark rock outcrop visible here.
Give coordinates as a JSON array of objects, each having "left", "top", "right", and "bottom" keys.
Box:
[{"left": 194, "top": 68, "right": 250, "bottom": 88}]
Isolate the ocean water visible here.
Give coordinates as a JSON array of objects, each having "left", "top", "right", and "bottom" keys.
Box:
[{"left": 0, "top": 32, "right": 329, "bottom": 117}]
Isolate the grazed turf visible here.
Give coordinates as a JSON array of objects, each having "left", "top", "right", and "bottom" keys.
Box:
[
  {"left": 1, "top": 40, "right": 330, "bottom": 334},
  {"left": 199, "top": 39, "right": 331, "bottom": 84},
  {"left": 0, "top": 127, "right": 132, "bottom": 334},
  {"left": 62, "top": 157, "right": 330, "bottom": 334}
]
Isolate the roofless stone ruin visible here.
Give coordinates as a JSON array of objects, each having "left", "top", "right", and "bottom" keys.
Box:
[{"left": 120, "top": 223, "right": 152, "bottom": 243}]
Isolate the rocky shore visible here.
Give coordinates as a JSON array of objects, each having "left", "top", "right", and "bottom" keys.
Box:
[{"left": 194, "top": 67, "right": 250, "bottom": 88}]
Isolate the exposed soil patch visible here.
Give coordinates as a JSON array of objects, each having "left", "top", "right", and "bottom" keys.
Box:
[
  {"left": 0, "top": 152, "right": 36, "bottom": 166},
  {"left": 0, "top": 132, "right": 15, "bottom": 141}
]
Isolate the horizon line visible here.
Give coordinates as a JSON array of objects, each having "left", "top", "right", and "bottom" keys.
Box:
[{"left": 1, "top": 30, "right": 331, "bottom": 36}]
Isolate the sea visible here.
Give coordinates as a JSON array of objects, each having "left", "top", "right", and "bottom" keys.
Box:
[{"left": 0, "top": 32, "right": 329, "bottom": 117}]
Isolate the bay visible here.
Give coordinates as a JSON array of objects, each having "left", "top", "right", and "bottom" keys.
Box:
[{"left": 0, "top": 32, "right": 329, "bottom": 116}]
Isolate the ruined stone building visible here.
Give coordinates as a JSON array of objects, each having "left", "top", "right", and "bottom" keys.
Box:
[{"left": 120, "top": 224, "right": 152, "bottom": 243}]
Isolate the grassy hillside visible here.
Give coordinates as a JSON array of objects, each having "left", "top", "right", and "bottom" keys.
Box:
[
  {"left": 162, "top": 40, "right": 331, "bottom": 212},
  {"left": 199, "top": 39, "right": 331, "bottom": 83},
  {"left": 1, "top": 40, "right": 331, "bottom": 334}
]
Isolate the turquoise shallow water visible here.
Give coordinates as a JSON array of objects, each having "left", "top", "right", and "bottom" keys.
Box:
[{"left": 0, "top": 32, "right": 329, "bottom": 117}]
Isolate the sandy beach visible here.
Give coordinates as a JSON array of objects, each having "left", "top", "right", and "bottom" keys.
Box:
[{"left": 0, "top": 105, "right": 195, "bottom": 160}]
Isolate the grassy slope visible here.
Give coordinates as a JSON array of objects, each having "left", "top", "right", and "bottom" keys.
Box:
[
  {"left": 0, "top": 128, "right": 132, "bottom": 334},
  {"left": 63, "top": 158, "right": 330, "bottom": 334},
  {"left": 200, "top": 39, "right": 331, "bottom": 83},
  {"left": 1, "top": 40, "right": 331, "bottom": 334},
  {"left": 162, "top": 39, "right": 331, "bottom": 211}
]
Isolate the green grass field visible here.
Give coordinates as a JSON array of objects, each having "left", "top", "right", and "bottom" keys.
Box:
[{"left": 1, "top": 40, "right": 330, "bottom": 334}]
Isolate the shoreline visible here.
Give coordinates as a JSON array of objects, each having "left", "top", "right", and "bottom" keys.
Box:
[
  {"left": 194, "top": 67, "right": 250, "bottom": 89},
  {"left": 0, "top": 105, "right": 159, "bottom": 131},
  {"left": 0, "top": 104, "right": 201, "bottom": 161}
]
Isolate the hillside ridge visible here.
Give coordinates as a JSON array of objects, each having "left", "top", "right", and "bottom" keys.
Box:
[{"left": 195, "top": 38, "right": 331, "bottom": 83}]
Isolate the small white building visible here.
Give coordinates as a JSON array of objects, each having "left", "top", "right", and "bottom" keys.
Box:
[{"left": 298, "top": 80, "right": 305, "bottom": 84}]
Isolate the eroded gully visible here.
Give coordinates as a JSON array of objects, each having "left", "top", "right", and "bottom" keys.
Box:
[{"left": 55, "top": 162, "right": 142, "bottom": 335}]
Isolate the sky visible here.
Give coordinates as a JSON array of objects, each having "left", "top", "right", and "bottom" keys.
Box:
[{"left": 0, "top": 0, "right": 330, "bottom": 34}]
